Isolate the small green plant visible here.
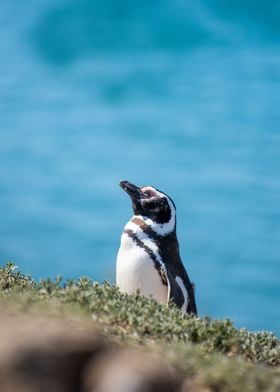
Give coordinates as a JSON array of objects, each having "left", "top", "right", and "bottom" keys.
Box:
[{"left": 0, "top": 262, "right": 35, "bottom": 290}]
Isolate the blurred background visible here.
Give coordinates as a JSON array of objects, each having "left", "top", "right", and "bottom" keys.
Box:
[{"left": 0, "top": 0, "right": 279, "bottom": 335}]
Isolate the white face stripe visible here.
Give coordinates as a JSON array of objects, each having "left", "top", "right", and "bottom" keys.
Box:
[
  {"left": 141, "top": 186, "right": 158, "bottom": 198},
  {"left": 140, "top": 186, "right": 167, "bottom": 200},
  {"left": 124, "top": 220, "right": 167, "bottom": 273},
  {"left": 139, "top": 187, "right": 176, "bottom": 236}
]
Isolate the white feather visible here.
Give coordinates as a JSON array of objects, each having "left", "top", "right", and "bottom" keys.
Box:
[
  {"left": 116, "top": 223, "right": 168, "bottom": 304},
  {"left": 175, "top": 276, "right": 188, "bottom": 313}
]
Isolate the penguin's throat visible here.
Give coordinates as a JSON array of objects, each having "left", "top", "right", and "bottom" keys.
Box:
[{"left": 131, "top": 214, "right": 176, "bottom": 236}]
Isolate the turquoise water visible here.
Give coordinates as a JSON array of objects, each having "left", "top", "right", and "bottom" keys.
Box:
[{"left": 0, "top": 0, "right": 279, "bottom": 335}]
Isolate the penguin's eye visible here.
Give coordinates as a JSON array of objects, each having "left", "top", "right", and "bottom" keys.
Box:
[
  {"left": 141, "top": 187, "right": 158, "bottom": 198},
  {"left": 144, "top": 190, "right": 153, "bottom": 197}
]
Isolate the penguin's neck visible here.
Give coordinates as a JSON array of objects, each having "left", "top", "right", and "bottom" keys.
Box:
[
  {"left": 125, "top": 216, "right": 181, "bottom": 265},
  {"left": 132, "top": 208, "right": 176, "bottom": 237},
  {"left": 130, "top": 215, "right": 176, "bottom": 237}
]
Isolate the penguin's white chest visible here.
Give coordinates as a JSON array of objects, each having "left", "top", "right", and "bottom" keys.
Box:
[{"left": 116, "top": 232, "right": 168, "bottom": 304}]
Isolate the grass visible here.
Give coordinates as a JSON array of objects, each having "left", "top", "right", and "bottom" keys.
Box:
[{"left": 0, "top": 262, "right": 280, "bottom": 391}]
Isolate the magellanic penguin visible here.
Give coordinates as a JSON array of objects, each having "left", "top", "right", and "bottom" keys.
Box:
[{"left": 116, "top": 180, "right": 197, "bottom": 315}]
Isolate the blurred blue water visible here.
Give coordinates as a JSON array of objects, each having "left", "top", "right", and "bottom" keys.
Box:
[{"left": 0, "top": 0, "right": 279, "bottom": 335}]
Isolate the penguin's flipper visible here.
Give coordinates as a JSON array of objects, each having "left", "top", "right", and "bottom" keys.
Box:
[
  {"left": 166, "top": 270, "right": 185, "bottom": 310},
  {"left": 186, "top": 282, "right": 197, "bottom": 315}
]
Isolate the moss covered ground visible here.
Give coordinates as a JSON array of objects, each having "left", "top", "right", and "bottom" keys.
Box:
[{"left": 0, "top": 262, "right": 279, "bottom": 391}]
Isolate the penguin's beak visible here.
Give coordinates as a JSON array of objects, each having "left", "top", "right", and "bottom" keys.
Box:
[{"left": 119, "top": 180, "right": 144, "bottom": 200}]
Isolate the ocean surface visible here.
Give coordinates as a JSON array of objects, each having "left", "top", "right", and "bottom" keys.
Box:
[{"left": 0, "top": 0, "right": 279, "bottom": 335}]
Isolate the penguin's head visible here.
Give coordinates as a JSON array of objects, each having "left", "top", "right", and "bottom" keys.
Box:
[{"left": 119, "top": 180, "right": 176, "bottom": 235}]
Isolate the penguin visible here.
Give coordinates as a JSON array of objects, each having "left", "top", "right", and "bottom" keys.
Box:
[{"left": 116, "top": 180, "right": 197, "bottom": 315}]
